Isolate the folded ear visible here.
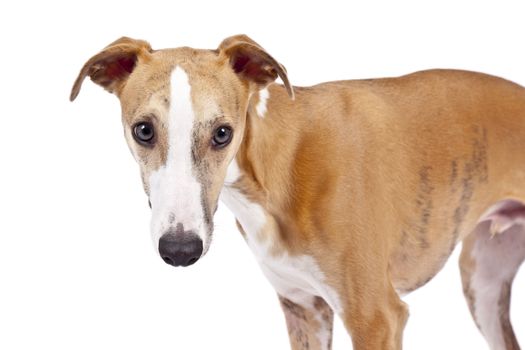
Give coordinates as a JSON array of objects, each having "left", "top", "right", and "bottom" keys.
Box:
[
  {"left": 70, "top": 37, "right": 152, "bottom": 101},
  {"left": 218, "top": 34, "right": 294, "bottom": 99}
]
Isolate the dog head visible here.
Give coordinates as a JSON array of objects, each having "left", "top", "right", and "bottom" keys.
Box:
[{"left": 71, "top": 35, "right": 293, "bottom": 267}]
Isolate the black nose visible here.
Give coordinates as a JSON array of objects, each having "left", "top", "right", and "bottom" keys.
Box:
[{"left": 158, "top": 231, "right": 203, "bottom": 267}]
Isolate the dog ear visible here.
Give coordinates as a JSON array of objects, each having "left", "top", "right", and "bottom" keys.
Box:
[
  {"left": 70, "top": 37, "right": 153, "bottom": 101},
  {"left": 218, "top": 34, "right": 294, "bottom": 99}
]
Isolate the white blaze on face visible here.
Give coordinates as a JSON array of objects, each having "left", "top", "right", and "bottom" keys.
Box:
[{"left": 148, "top": 67, "right": 207, "bottom": 251}]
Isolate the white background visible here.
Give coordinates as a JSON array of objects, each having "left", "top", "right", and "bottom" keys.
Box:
[{"left": 1, "top": 1, "right": 524, "bottom": 349}]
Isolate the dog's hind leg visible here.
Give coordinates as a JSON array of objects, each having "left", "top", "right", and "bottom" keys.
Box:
[{"left": 460, "top": 218, "right": 525, "bottom": 350}]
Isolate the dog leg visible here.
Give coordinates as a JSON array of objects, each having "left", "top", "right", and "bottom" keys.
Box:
[
  {"left": 341, "top": 280, "right": 409, "bottom": 350},
  {"left": 460, "top": 221, "right": 525, "bottom": 350},
  {"left": 279, "top": 295, "right": 334, "bottom": 350}
]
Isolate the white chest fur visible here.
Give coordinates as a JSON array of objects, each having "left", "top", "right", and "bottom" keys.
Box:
[{"left": 220, "top": 161, "right": 342, "bottom": 312}]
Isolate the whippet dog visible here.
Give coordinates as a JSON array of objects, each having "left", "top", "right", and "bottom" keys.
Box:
[{"left": 71, "top": 35, "right": 525, "bottom": 350}]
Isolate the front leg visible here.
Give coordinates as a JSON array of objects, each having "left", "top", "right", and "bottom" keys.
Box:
[
  {"left": 279, "top": 295, "right": 334, "bottom": 350},
  {"left": 341, "top": 278, "right": 409, "bottom": 350}
]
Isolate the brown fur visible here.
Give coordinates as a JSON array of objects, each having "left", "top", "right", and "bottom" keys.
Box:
[{"left": 72, "top": 35, "right": 525, "bottom": 349}]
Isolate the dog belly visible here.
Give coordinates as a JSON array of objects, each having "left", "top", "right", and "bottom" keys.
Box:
[
  {"left": 390, "top": 199, "right": 525, "bottom": 295},
  {"left": 389, "top": 231, "right": 456, "bottom": 295}
]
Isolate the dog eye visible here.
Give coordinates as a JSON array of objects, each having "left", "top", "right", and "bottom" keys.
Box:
[
  {"left": 133, "top": 122, "right": 155, "bottom": 146},
  {"left": 212, "top": 125, "right": 233, "bottom": 149}
]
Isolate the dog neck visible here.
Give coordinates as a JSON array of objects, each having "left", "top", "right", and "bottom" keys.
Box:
[
  {"left": 237, "top": 85, "right": 300, "bottom": 210},
  {"left": 221, "top": 83, "right": 309, "bottom": 251}
]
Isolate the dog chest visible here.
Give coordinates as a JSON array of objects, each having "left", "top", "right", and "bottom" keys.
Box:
[{"left": 220, "top": 182, "right": 342, "bottom": 311}]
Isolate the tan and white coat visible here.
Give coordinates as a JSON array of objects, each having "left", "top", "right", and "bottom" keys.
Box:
[{"left": 71, "top": 35, "right": 525, "bottom": 350}]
